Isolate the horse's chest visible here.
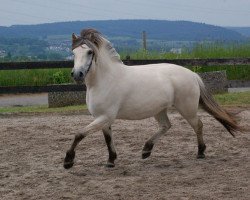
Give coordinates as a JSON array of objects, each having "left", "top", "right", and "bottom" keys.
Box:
[
  {"left": 86, "top": 90, "right": 117, "bottom": 117},
  {"left": 86, "top": 92, "right": 100, "bottom": 116}
]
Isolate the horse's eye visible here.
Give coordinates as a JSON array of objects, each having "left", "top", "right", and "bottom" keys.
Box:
[{"left": 88, "top": 50, "right": 93, "bottom": 55}]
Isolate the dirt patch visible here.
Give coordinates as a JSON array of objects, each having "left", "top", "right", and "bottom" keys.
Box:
[{"left": 0, "top": 108, "right": 249, "bottom": 200}]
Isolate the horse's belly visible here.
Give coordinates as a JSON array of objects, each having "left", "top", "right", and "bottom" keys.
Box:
[
  {"left": 116, "top": 96, "right": 172, "bottom": 120},
  {"left": 117, "top": 108, "right": 165, "bottom": 120}
]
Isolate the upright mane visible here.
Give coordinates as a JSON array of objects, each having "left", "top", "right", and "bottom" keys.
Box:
[
  {"left": 73, "top": 28, "right": 122, "bottom": 63},
  {"left": 80, "top": 29, "right": 103, "bottom": 48}
]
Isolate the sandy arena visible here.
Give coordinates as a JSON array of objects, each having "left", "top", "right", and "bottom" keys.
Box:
[{"left": 0, "top": 108, "right": 249, "bottom": 200}]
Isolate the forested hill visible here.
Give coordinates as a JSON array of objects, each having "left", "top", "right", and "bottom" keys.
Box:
[
  {"left": 0, "top": 20, "right": 246, "bottom": 41},
  {"left": 227, "top": 27, "right": 250, "bottom": 38}
]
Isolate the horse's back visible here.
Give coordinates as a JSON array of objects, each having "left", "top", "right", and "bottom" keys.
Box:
[{"left": 125, "top": 63, "right": 199, "bottom": 93}]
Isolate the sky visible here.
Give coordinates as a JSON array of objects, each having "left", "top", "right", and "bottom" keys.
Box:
[{"left": 1, "top": 0, "right": 250, "bottom": 27}]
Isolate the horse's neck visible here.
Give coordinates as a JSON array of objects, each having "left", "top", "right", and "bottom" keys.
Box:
[{"left": 85, "top": 53, "right": 124, "bottom": 89}]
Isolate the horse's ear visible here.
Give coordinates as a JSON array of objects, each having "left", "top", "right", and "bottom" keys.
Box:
[{"left": 72, "top": 33, "right": 78, "bottom": 41}]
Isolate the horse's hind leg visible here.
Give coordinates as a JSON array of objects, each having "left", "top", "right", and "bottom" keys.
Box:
[
  {"left": 102, "top": 126, "right": 117, "bottom": 168},
  {"left": 177, "top": 106, "right": 206, "bottom": 159},
  {"left": 174, "top": 87, "right": 206, "bottom": 159},
  {"left": 186, "top": 116, "right": 206, "bottom": 158},
  {"left": 142, "top": 110, "right": 171, "bottom": 159},
  {"left": 196, "top": 119, "right": 206, "bottom": 158}
]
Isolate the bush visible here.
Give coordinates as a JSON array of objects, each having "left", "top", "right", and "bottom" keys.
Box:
[{"left": 52, "top": 71, "right": 67, "bottom": 84}]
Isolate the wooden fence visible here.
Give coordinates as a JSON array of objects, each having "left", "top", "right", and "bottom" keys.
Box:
[{"left": 0, "top": 58, "right": 250, "bottom": 94}]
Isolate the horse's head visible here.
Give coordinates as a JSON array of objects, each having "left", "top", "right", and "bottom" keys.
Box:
[
  {"left": 71, "top": 29, "right": 102, "bottom": 83},
  {"left": 71, "top": 29, "right": 122, "bottom": 84},
  {"left": 71, "top": 34, "right": 94, "bottom": 83}
]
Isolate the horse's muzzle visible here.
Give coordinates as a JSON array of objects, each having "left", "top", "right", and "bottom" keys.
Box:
[{"left": 71, "top": 69, "right": 85, "bottom": 84}]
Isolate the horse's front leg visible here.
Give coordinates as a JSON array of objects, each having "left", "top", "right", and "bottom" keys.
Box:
[
  {"left": 102, "top": 126, "right": 117, "bottom": 168},
  {"left": 64, "top": 116, "right": 111, "bottom": 169}
]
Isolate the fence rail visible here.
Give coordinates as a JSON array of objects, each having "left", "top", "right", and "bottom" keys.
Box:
[
  {"left": 0, "top": 58, "right": 250, "bottom": 70},
  {"left": 0, "top": 58, "right": 249, "bottom": 94},
  {"left": 123, "top": 58, "right": 250, "bottom": 66}
]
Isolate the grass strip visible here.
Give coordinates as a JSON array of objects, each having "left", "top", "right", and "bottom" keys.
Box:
[{"left": 0, "top": 105, "right": 87, "bottom": 114}]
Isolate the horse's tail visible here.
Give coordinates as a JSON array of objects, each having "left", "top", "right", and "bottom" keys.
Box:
[{"left": 195, "top": 74, "right": 240, "bottom": 137}]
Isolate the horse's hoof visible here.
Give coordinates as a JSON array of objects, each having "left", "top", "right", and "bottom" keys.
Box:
[
  {"left": 64, "top": 150, "right": 75, "bottom": 169},
  {"left": 105, "top": 162, "right": 115, "bottom": 168},
  {"left": 197, "top": 154, "right": 205, "bottom": 159},
  {"left": 64, "top": 162, "right": 74, "bottom": 169},
  {"left": 142, "top": 151, "right": 151, "bottom": 159},
  {"left": 106, "top": 163, "right": 115, "bottom": 168}
]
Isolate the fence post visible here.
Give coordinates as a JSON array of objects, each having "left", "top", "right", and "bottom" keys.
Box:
[{"left": 142, "top": 31, "right": 147, "bottom": 51}]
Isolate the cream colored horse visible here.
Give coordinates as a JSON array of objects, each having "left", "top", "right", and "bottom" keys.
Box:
[{"left": 64, "top": 29, "right": 240, "bottom": 169}]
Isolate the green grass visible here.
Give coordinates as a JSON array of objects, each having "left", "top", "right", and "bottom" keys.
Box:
[
  {"left": 0, "top": 68, "right": 73, "bottom": 87},
  {"left": 214, "top": 91, "right": 250, "bottom": 106},
  {"left": 0, "top": 64, "right": 248, "bottom": 87},
  {"left": 0, "top": 92, "right": 249, "bottom": 114},
  {"left": 120, "top": 43, "right": 250, "bottom": 59},
  {"left": 191, "top": 65, "right": 250, "bottom": 80}
]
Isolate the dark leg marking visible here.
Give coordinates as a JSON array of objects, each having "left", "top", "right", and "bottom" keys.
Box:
[
  {"left": 196, "top": 119, "right": 206, "bottom": 159},
  {"left": 63, "top": 134, "right": 84, "bottom": 169},
  {"left": 64, "top": 150, "right": 75, "bottom": 169},
  {"left": 197, "top": 144, "right": 206, "bottom": 159},
  {"left": 103, "top": 127, "right": 117, "bottom": 168},
  {"left": 142, "top": 142, "right": 154, "bottom": 159}
]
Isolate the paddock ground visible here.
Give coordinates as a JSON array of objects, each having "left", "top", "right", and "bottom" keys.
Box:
[{"left": 0, "top": 108, "right": 249, "bottom": 200}]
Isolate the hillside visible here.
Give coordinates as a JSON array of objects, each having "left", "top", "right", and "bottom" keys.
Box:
[
  {"left": 0, "top": 20, "right": 246, "bottom": 41},
  {"left": 0, "top": 20, "right": 248, "bottom": 60},
  {"left": 227, "top": 27, "right": 250, "bottom": 37}
]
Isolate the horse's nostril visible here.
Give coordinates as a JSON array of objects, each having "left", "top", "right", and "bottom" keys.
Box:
[
  {"left": 79, "top": 71, "right": 84, "bottom": 77},
  {"left": 71, "top": 71, "right": 74, "bottom": 77}
]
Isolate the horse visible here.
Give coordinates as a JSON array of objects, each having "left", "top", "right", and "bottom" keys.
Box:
[{"left": 64, "top": 28, "right": 240, "bottom": 169}]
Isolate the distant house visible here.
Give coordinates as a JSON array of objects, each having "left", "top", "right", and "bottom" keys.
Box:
[
  {"left": 66, "top": 55, "right": 74, "bottom": 60},
  {"left": 170, "top": 48, "right": 182, "bottom": 54},
  {"left": 0, "top": 50, "right": 6, "bottom": 58}
]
